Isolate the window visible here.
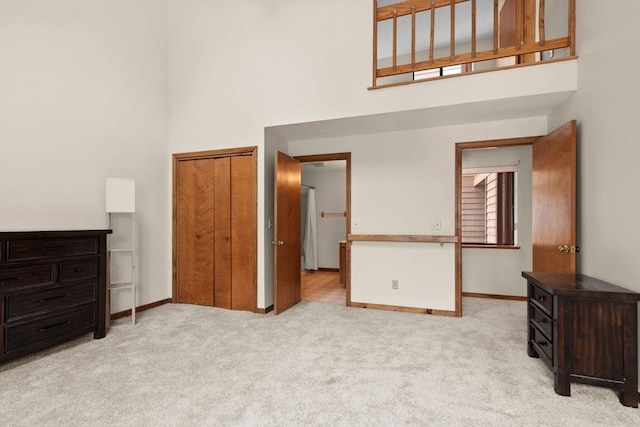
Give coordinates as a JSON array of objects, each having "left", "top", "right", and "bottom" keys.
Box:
[
  {"left": 414, "top": 64, "right": 467, "bottom": 81},
  {"left": 461, "top": 166, "right": 516, "bottom": 245}
]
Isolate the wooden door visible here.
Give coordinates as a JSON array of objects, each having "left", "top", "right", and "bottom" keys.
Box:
[
  {"left": 175, "top": 158, "right": 215, "bottom": 305},
  {"left": 274, "top": 151, "right": 301, "bottom": 315},
  {"left": 173, "top": 148, "right": 257, "bottom": 311},
  {"left": 230, "top": 155, "right": 257, "bottom": 311},
  {"left": 532, "top": 121, "right": 577, "bottom": 273}
]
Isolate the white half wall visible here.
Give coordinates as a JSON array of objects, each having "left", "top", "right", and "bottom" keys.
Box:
[{"left": 351, "top": 242, "right": 456, "bottom": 311}]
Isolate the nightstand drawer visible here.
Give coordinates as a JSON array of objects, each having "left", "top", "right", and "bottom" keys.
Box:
[
  {"left": 4, "top": 305, "right": 96, "bottom": 353},
  {"left": 529, "top": 284, "right": 552, "bottom": 315},
  {"left": 531, "top": 323, "right": 553, "bottom": 363},
  {"left": 5, "top": 282, "right": 96, "bottom": 322},
  {"left": 5, "top": 237, "right": 98, "bottom": 262},
  {"left": 0, "top": 265, "right": 55, "bottom": 290},
  {"left": 59, "top": 260, "right": 98, "bottom": 283},
  {"left": 530, "top": 303, "right": 552, "bottom": 337}
]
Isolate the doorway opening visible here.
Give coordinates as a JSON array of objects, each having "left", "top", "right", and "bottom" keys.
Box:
[{"left": 296, "top": 153, "right": 351, "bottom": 307}]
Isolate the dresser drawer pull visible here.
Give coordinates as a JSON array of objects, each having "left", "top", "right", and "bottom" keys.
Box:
[
  {"left": 38, "top": 320, "right": 71, "bottom": 332},
  {"left": 74, "top": 267, "right": 83, "bottom": 273},
  {"left": 536, "top": 318, "right": 547, "bottom": 324},
  {"left": 38, "top": 294, "right": 72, "bottom": 303},
  {"left": 537, "top": 296, "right": 546, "bottom": 302},
  {"left": 537, "top": 340, "right": 548, "bottom": 347}
]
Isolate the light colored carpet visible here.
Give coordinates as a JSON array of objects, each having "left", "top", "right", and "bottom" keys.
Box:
[{"left": 1, "top": 298, "right": 638, "bottom": 426}]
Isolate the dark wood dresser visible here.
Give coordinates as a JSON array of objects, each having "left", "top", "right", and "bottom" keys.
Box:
[
  {"left": 0, "top": 230, "right": 111, "bottom": 362},
  {"left": 522, "top": 271, "right": 640, "bottom": 407}
]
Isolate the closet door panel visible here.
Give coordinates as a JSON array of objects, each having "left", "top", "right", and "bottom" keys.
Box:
[
  {"left": 176, "top": 159, "right": 215, "bottom": 305},
  {"left": 231, "top": 155, "right": 257, "bottom": 311},
  {"left": 214, "top": 157, "right": 232, "bottom": 309}
]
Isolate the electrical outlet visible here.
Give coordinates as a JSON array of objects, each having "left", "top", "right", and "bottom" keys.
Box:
[
  {"left": 392, "top": 279, "right": 399, "bottom": 290},
  {"left": 430, "top": 219, "right": 441, "bottom": 230},
  {"left": 353, "top": 221, "right": 359, "bottom": 229}
]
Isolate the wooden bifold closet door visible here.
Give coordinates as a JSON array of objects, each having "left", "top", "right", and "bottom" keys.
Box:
[{"left": 173, "top": 148, "right": 256, "bottom": 312}]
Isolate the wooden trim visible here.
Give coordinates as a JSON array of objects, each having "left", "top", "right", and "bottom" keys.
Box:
[
  {"left": 350, "top": 301, "right": 459, "bottom": 317},
  {"left": 369, "top": 55, "right": 577, "bottom": 91},
  {"left": 462, "top": 244, "right": 521, "bottom": 250},
  {"left": 377, "top": 0, "right": 467, "bottom": 21},
  {"left": 348, "top": 234, "right": 458, "bottom": 243},
  {"left": 462, "top": 292, "right": 527, "bottom": 301},
  {"left": 376, "top": 37, "right": 570, "bottom": 78},
  {"left": 411, "top": 6, "right": 416, "bottom": 67},
  {"left": 256, "top": 305, "right": 274, "bottom": 315},
  {"left": 172, "top": 146, "right": 258, "bottom": 311},
  {"left": 317, "top": 267, "right": 339, "bottom": 272},
  {"left": 172, "top": 146, "right": 256, "bottom": 161},
  {"left": 392, "top": 10, "right": 398, "bottom": 71},
  {"left": 457, "top": 135, "right": 539, "bottom": 150},
  {"left": 455, "top": 144, "right": 462, "bottom": 317},
  {"left": 111, "top": 298, "right": 172, "bottom": 320}
]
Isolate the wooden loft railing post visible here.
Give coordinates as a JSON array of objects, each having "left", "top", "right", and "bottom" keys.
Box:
[
  {"left": 493, "top": 0, "right": 499, "bottom": 54},
  {"left": 450, "top": 0, "right": 456, "bottom": 61},
  {"left": 515, "top": 0, "right": 523, "bottom": 52},
  {"left": 392, "top": 9, "right": 398, "bottom": 71},
  {"left": 539, "top": 0, "right": 546, "bottom": 47},
  {"left": 372, "top": 0, "right": 378, "bottom": 88},
  {"left": 411, "top": 6, "right": 416, "bottom": 67},
  {"left": 569, "top": 0, "right": 576, "bottom": 56},
  {"left": 471, "top": 0, "right": 477, "bottom": 59},
  {"left": 429, "top": 1, "right": 436, "bottom": 64}
]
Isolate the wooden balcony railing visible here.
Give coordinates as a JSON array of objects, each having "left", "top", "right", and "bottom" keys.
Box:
[{"left": 371, "top": 0, "right": 576, "bottom": 89}]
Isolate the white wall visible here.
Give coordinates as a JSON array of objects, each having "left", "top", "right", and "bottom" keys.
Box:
[
  {"left": 289, "top": 118, "right": 545, "bottom": 311},
  {"left": 462, "top": 145, "right": 533, "bottom": 297},
  {"left": 549, "top": 0, "right": 640, "bottom": 294},
  {"left": 302, "top": 166, "right": 347, "bottom": 269},
  {"left": 0, "top": 0, "right": 170, "bottom": 312}
]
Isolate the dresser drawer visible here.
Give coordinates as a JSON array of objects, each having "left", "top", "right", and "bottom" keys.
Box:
[
  {"left": 5, "top": 237, "right": 98, "bottom": 262},
  {"left": 0, "top": 264, "right": 55, "bottom": 290},
  {"left": 530, "top": 303, "right": 552, "bottom": 338},
  {"left": 5, "top": 282, "right": 96, "bottom": 322},
  {"left": 4, "top": 305, "right": 96, "bottom": 353},
  {"left": 59, "top": 260, "right": 98, "bottom": 283},
  {"left": 531, "top": 323, "right": 553, "bottom": 364},
  {"left": 529, "top": 284, "right": 553, "bottom": 315}
]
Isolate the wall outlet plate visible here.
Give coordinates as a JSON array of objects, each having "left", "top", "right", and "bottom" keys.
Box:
[{"left": 430, "top": 219, "right": 441, "bottom": 230}]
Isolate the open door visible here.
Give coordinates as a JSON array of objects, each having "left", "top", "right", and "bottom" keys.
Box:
[
  {"left": 532, "top": 121, "right": 577, "bottom": 273},
  {"left": 273, "top": 151, "right": 302, "bottom": 314}
]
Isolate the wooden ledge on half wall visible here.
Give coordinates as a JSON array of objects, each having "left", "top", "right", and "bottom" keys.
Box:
[{"left": 348, "top": 234, "right": 458, "bottom": 243}]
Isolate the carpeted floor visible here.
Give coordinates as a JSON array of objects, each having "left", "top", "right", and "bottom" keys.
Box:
[{"left": 1, "top": 298, "right": 639, "bottom": 426}]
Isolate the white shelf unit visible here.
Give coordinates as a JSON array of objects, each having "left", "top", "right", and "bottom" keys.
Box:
[{"left": 107, "top": 212, "right": 136, "bottom": 326}]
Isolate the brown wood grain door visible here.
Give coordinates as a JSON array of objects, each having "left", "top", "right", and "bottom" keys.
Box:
[
  {"left": 230, "top": 154, "right": 257, "bottom": 311},
  {"left": 173, "top": 147, "right": 257, "bottom": 311},
  {"left": 274, "top": 151, "right": 301, "bottom": 315},
  {"left": 532, "top": 121, "right": 577, "bottom": 273},
  {"left": 214, "top": 157, "right": 231, "bottom": 309},
  {"left": 175, "top": 158, "right": 215, "bottom": 305}
]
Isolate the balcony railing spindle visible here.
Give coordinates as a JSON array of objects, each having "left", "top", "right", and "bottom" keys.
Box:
[
  {"left": 539, "top": 0, "right": 545, "bottom": 46},
  {"left": 493, "top": 0, "right": 499, "bottom": 54},
  {"left": 471, "top": 0, "right": 477, "bottom": 58},
  {"left": 450, "top": 0, "right": 456, "bottom": 61}
]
